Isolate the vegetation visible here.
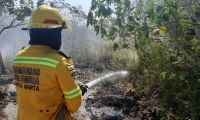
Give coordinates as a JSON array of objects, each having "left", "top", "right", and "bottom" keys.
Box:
[
  {"left": 0, "top": 0, "right": 199, "bottom": 119},
  {"left": 88, "top": 0, "right": 200, "bottom": 119},
  {"left": 0, "top": 0, "right": 33, "bottom": 74},
  {"left": 0, "top": 0, "right": 89, "bottom": 72},
  {"left": 0, "top": 0, "right": 33, "bottom": 34}
]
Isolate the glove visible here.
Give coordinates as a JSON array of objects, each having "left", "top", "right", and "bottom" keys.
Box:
[{"left": 80, "top": 84, "right": 88, "bottom": 96}]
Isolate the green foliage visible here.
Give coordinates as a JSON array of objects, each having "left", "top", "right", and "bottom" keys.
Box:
[
  {"left": 0, "top": 0, "right": 15, "bottom": 15},
  {"left": 88, "top": 0, "right": 200, "bottom": 119},
  {"left": 0, "top": 0, "right": 33, "bottom": 21},
  {"left": 97, "top": 41, "right": 114, "bottom": 70},
  {"left": 0, "top": 0, "right": 33, "bottom": 35},
  {"left": 111, "top": 48, "right": 138, "bottom": 70}
]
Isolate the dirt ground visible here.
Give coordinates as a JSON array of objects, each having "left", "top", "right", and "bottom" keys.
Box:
[
  {"left": 0, "top": 75, "right": 16, "bottom": 120},
  {"left": 0, "top": 69, "right": 160, "bottom": 120}
]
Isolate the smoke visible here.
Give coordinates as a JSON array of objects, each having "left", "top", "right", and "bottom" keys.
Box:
[
  {"left": 0, "top": 23, "right": 104, "bottom": 69},
  {"left": 0, "top": 27, "right": 29, "bottom": 58}
]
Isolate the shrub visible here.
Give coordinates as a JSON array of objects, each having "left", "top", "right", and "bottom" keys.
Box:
[{"left": 111, "top": 48, "right": 139, "bottom": 70}]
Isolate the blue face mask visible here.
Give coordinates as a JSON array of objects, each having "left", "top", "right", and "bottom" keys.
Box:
[{"left": 29, "top": 28, "right": 62, "bottom": 50}]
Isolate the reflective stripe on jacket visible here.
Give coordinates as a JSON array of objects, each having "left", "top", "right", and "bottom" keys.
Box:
[{"left": 13, "top": 45, "right": 82, "bottom": 120}]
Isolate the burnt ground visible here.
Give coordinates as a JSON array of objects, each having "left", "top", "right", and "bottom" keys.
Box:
[
  {"left": 77, "top": 69, "right": 161, "bottom": 120},
  {"left": 85, "top": 80, "right": 160, "bottom": 120},
  {"left": 0, "top": 75, "right": 16, "bottom": 120},
  {"left": 0, "top": 69, "right": 160, "bottom": 120}
]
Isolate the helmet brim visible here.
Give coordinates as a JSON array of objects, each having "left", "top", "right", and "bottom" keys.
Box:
[{"left": 22, "top": 20, "right": 71, "bottom": 31}]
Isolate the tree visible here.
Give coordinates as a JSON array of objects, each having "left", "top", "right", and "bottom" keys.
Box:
[
  {"left": 0, "top": 0, "right": 86, "bottom": 74},
  {"left": 0, "top": 0, "right": 33, "bottom": 34},
  {"left": 0, "top": 0, "right": 33, "bottom": 74},
  {"left": 88, "top": 0, "right": 200, "bottom": 119},
  {"left": 36, "top": 0, "right": 87, "bottom": 19}
]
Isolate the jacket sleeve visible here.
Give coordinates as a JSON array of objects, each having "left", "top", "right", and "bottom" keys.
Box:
[{"left": 55, "top": 58, "right": 82, "bottom": 113}]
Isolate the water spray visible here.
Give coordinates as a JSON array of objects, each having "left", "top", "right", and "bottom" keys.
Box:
[{"left": 86, "top": 71, "right": 129, "bottom": 88}]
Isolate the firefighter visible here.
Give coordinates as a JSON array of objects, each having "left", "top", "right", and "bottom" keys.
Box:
[{"left": 13, "top": 5, "right": 87, "bottom": 120}]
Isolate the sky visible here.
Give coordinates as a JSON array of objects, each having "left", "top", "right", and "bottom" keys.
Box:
[
  {"left": 67, "top": 0, "right": 91, "bottom": 12},
  {"left": 33, "top": 0, "right": 92, "bottom": 12}
]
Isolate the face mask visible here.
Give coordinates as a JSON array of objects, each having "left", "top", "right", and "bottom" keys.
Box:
[{"left": 29, "top": 28, "right": 62, "bottom": 50}]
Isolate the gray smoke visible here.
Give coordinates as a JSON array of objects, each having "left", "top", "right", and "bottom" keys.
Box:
[
  {"left": 0, "top": 23, "right": 103, "bottom": 69},
  {"left": 0, "top": 27, "right": 29, "bottom": 56}
]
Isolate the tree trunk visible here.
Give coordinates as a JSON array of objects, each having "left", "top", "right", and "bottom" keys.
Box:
[
  {"left": 0, "top": 51, "right": 6, "bottom": 74},
  {"left": 185, "top": 0, "right": 200, "bottom": 39}
]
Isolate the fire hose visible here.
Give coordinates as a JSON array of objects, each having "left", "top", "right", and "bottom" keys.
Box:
[{"left": 56, "top": 71, "right": 129, "bottom": 119}]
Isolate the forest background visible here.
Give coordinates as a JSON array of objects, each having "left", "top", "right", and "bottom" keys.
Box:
[{"left": 0, "top": 0, "right": 199, "bottom": 119}]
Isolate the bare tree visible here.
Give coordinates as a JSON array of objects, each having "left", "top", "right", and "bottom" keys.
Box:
[
  {"left": 0, "top": 17, "right": 27, "bottom": 35},
  {"left": 0, "top": 0, "right": 33, "bottom": 74},
  {"left": 0, "top": 0, "right": 88, "bottom": 74}
]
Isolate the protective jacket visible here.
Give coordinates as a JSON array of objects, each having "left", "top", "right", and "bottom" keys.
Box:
[{"left": 13, "top": 45, "right": 82, "bottom": 120}]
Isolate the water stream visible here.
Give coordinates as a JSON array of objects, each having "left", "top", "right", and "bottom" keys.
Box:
[{"left": 86, "top": 71, "right": 128, "bottom": 88}]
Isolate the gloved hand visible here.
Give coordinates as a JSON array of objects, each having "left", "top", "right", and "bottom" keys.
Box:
[{"left": 80, "top": 84, "right": 88, "bottom": 96}]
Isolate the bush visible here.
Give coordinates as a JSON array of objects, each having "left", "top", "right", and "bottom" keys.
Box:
[
  {"left": 97, "top": 41, "right": 114, "bottom": 70},
  {"left": 111, "top": 48, "right": 139, "bottom": 70},
  {"left": 130, "top": 38, "right": 200, "bottom": 119}
]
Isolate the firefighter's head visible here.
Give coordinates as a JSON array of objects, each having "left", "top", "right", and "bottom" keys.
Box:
[{"left": 23, "top": 5, "right": 70, "bottom": 50}]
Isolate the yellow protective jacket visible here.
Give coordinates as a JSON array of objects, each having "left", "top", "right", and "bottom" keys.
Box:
[{"left": 13, "top": 45, "right": 82, "bottom": 120}]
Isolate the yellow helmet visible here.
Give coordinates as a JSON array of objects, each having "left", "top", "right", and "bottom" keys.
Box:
[{"left": 23, "top": 5, "right": 70, "bottom": 30}]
